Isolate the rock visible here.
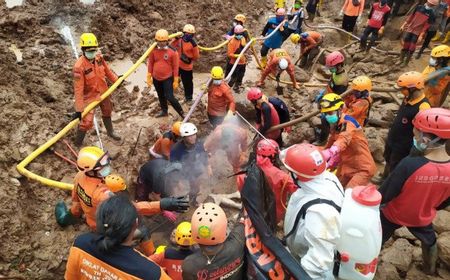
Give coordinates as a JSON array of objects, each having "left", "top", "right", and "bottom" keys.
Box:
[
  {"left": 373, "top": 262, "right": 401, "bottom": 280},
  {"left": 9, "top": 178, "right": 20, "bottom": 187},
  {"left": 394, "top": 227, "right": 417, "bottom": 241},
  {"left": 381, "top": 238, "right": 414, "bottom": 272},
  {"left": 437, "top": 267, "right": 450, "bottom": 279},
  {"left": 433, "top": 210, "right": 450, "bottom": 234},
  {"left": 379, "top": 102, "right": 399, "bottom": 113},
  {"left": 405, "top": 266, "right": 429, "bottom": 280},
  {"left": 148, "top": 11, "right": 163, "bottom": 21},
  {"left": 365, "top": 127, "right": 385, "bottom": 163},
  {"left": 294, "top": 66, "right": 310, "bottom": 83},
  {"left": 437, "top": 231, "right": 450, "bottom": 266},
  {"left": 412, "top": 247, "right": 422, "bottom": 262},
  {"left": 371, "top": 92, "right": 394, "bottom": 103}
]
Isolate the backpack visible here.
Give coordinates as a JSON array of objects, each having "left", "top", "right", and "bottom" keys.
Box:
[{"left": 269, "top": 96, "right": 290, "bottom": 124}]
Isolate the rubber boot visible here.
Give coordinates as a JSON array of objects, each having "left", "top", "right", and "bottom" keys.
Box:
[
  {"left": 74, "top": 129, "right": 86, "bottom": 147},
  {"left": 421, "top": 242, "right": 438, "bottom": 275},
  {"left": 102, "top": 117, "right": 121, "bottom": 141},
  {"left": 156, "top": 111, "right": 168, "bottom": 118},
  {"left": 431, "top": 31, "right": 441, "bottom": 42},
  {"left": 442, "top": 32, "right": 450, "bottom": 44},
  {"left": 402, "top": 51, "right": 413, "bottom": 67},
  {"left": 397, "top": 49, "right": 407, "bottom": 65},
  {"left": 260, "top": 56, "right": 267, "bottom": 69},
  {"left": 415, "top": 49, "right": 423, "bottom": 59}
]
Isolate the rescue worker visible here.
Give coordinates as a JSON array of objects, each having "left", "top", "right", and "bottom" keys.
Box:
[
  {"left": 344, "top": 75, "right": 373, "bottom": 127},
  {"left": 226, "top": 14, "right": 251, "bottom": 42},
  {"left": 204, "top": 122, "right": 248, "bottom": 173},
  {"left": 207, "top": 66, "right": 236, "bottom": 127},
  {"left": 281, "top": 143, "right": 344, "bottom": 279},
  {"left": 226, "top": 25, "right": 248, "bottom": 92},
  {"left": 306, "top": 0, "right": 321, "bottom": 21},
  {"left": 170, "top": 24, "right": 200, "bottom": 103},
  {"left": 182, "top": 203, "right": 245, "bottom": 280},
  {"left": 290, "top": 31, "right": 323, "bottom": 69},
  {"left": 260, "top": 8, "right": 289, "bottom": 68},
  {"left": 170, "top": 122, "right": 209, "bottom": 206},
  {"left": 247, "top": 88, "right": 282, "bottom": 145},
  {"left": 256, "top": 48, "right": 300, "bottom": 89},
  {"left": 256, "top": 139, "right": 297, "bottom": 223},
  {"left": 379, "top": 108, "right": 450, "bottom": 275},
  {"left": 360, "top": 0, "right": 391, "bottom": 52},
  {"left": 147, "top": 29, "right": 184, "bottom": 118},
  {"left": 416, "top": 0, "right": 448, "bottom": 59},
  {"left": 65, "top": 195, "right": 171, "bottom": 279},
  {"left": 375, "top": 72, "right": 431, "bottom": 183},
  {"left": 422, "top": 44, "right": 450, "bottom": 107},
  {"left": 72, "top": 33, "right": 121, "bottom": 147},
  {"left": 150, "top": 222, "right": 196, "bottom": 280},
  {"left": 431, "top": 0, "right": 450, "bottom": 42},
  {"left": 399, "top": 0, "right": 437, "bottom": 67},
  {"left": 340, "top": 0, "right": 366, "bottom": 33},
  {"left": 149, "top": 121, "right": 182, "bottom": 159},
  {"left": 56, "top": 146, "right": 188, "bottom": 230},
  {"left": 319, "top": 93, "right": 377, "bottom": 188},
  {"left": 284, "top": 0, "right": 306, "bottom": 41}
]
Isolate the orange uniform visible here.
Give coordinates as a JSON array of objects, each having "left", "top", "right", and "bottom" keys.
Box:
[
  {"left": 150, "top": 248, "right": 194, "bottom": 280},
  {"left": 152, "top": 137, "right": 175, "bottom": 159},
  {"left": 147, "top": 47, "right": 179, "bottom": 81},
  {"left": 344, "top": 95, "right": 373, "bottom": 127},
  {"left": 170, "top": 38, "right": 200, "bottom": 71},
  {"left": 326, "top": 114, "right": 376, "bottom": 188},
  {"left": 422, "top": 67, "right": 450, "bottom": 107},
  {"left": 260, "top": 48, "right": 296, "bottom": 85},
  {"left": 73, "top": 54, "right": 118, "bottom": 131},
  {"left": 65, "top": 232, "right": 170, "bottom": 280},
  {"left": 300, "top": 31, "right": 322, "bottom": 54},
  {"left": 227, "top": 37, "right": 247, "bottom": 65},
  {"left": 204, "top": 123, "right": 247, "bottom": 172},
  {"left": 207, "top": 81, "right": 236, "bottom": 117},
  {"left": 71, "top": 172, "right": 161, "bottom": 230}
]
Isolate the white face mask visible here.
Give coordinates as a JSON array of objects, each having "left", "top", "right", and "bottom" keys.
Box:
[
  {"left": 98, "top": 165, "right": 112, "bottom": 177},
  {"left": 84, "top": 50, "right": 96, "bottom": 60},
  {"left": 212, "top": 80, "right": 222, "bottom": 85},
  {"left": 429, "top": 57, "right": 437, "bottom": 66}
]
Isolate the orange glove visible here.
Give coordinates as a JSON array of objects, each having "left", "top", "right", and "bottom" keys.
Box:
[
  {"left": 378, "top": 26, "right": 385, "bottom": 36},
  {"left": 173, "top": 76, "right": 179, "bottom": 90},
  {"left": 146, "top": 73, "right": 153, "bottom": 88}
]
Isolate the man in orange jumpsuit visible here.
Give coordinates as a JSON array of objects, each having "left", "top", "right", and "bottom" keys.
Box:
[
  {"left": 226, "top": 24, "right": 248, "bottom": 92},
  {"left": 207, "top": 66, "right": 236, "bottom": 127},
  {"left": 422, "top": 45, "right": 450, "bottom": 107},
  {"left": 344, "top": 75, "right": 373, "bottom": 127},
  {"left": 55, "top": 146, "right": 189, "bottom": 230},
  {"left": 72, "top": 33, "right": 121, "bottom": 147},
  {"left": 170, "top": 24, "right": 200, "bottom": 103},
  {"left": 290, "top": 31, "right": 323, "bottom": 69},
  {"left": 204, "top": 122, "right": 247, "bottom": 173},
  {"left": 149, "top": 121, "right": 182, "bottom": 159},
  {"left": 319, "top": 93, "right": 377, "bottom": 188},
  {"left": 147, "top": 29, "right": 184, "bottom": 118},
  {"left": 257, "top": 48, "right": 300, "bottom": 89}
]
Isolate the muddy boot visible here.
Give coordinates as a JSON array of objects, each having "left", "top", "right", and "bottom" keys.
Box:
[
  {"left": 421, "top": 242, "right": 438, "bottom": 275},
  {"left": 431, "top": 31, "right": 441, "bottom": 42},
  {"left": 156, "top": 111, "right": 168, "bottom": 118},
  {"left": 415, "top": 49, "right": 423, "bottom": 59},
  {"left": 442, "top": 31, "right": 450, "bottom": 44},
  {"left": 102, "top": 117, "right": 121, "bottom": 141},
  {"left": 397, "top": 49, "right": 407, "bottom": 65},
  {"left": 259, "top": 56, "right": 267, "bottom": 69},
  {"left": 74, "top": 129, "right": 86, "bottom": 147},
  {"left": 402, "top": 51, "right": 413, "bottom": 67},
  {"left": 176, "top": 108, "right": 185, "bottom": 119}
]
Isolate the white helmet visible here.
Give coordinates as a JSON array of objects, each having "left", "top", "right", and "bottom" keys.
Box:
[
  {"left": 180, "top": 122, "right": 198, "bottom": 137},
  {"left": 279, "top": 58, "right": 288, "bottom": 70}
]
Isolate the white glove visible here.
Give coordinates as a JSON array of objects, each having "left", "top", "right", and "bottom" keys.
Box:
[{"left": 339, "top": 10, "right": 344, "bottom": 17}]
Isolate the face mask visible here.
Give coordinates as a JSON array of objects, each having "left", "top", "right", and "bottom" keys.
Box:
[
  {"left": 84, "top": 51, "right": 96, "bottom": 60},
  {"left": 183, "top": 34, "right": 193, "bottom": 41},
  {"left": 429, "top": 57, "right": 437, "bottom": 66},
  {"left": 235, "top": 35, "right": 243, "bottom": 40},
  {"left": 413, "top": 138, "right": 428, "bottom": 152},
  {"left": 329, "top": 67, "right": 337, "bottom": 74},
  {"left": 232, "top": 21, "right": 237, "bottom": 27},
  {"left": 276, "top": 16, "right": 285, "bottom": 22},
  {"left": 325, "top": 113, "right": 339, "bottom": 124},
  {"left": 98, "top": 165, "right": 112, "bottom": 177},
  {"left": 212, "top": 80, "right": 222, "bottom": 85}
]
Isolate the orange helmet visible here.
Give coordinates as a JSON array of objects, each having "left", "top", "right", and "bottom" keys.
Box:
[
  {"left": 351, "top": 76, "right": 372, "bottom": 92},
  {"left": 191, "top": 203, "right": 227, "bottom": 246},
  {"left": 104, "top": 174, "right": 127, "bottom": 192},
  {"left": 396, "top": 71, "right": 425, "bottom": 90},
  {"left": 155, "top": 29, "right": 169, "bottom": 41},
  {"left": 280, "top": 144, "right": 326, "bottom": 182},
  {"left": 172, "top": 121, "right": 182, "bottom": 136},
  {"left": 77, "top": 146, "right": 109, "bottom": 173}
]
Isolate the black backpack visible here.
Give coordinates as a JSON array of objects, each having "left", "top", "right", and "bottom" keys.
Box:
[{"left": 269, "top": 96, "right": 290, "bottom": 124}]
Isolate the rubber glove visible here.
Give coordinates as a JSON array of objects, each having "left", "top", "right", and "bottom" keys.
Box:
[
  {"left": 173, "top": 76, "right": 180, "bottom": 90},
  {"left": 314, "top": 89, "right": 326, "bottom": 103},
  {"left": 160, "top": 196, "right": 189, "bottom": 212},
  {"left": 378, "top": 26, "right": 385, "bottom": 36},
  {"left": 146, "top": 73, "right": 153, "bottom": 88},
  {"left": 55, "top": 201, "right": 78, "bottom": 227},
  {"left": 327, "top": 152, "right": 341, "bottom": 170},
  {"left": 162, "top": 210, "right": 178, "bottom": 222},
  {"left": 321, "top": 145, "right": 339, "bottom": 161},
  {"left": 339, "top": 10, "right": 344, "bottom": 17},
  {"left": 71, "top": 112, "right": 82, "bottom": 121}
]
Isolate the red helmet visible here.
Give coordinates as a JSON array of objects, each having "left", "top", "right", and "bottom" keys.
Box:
[
  {"left": 256, "top": 139, "right": 279, "bottom": 157},
  {"left": 280, "top": 144, "right": 326, "bottom": 181},
  {"left": 325, "top": 51, "right": 345, "bottom": 67},
  {"left": 412, "top": 108, "right": 450, "bottom": 139},
  {"left": 234, "top": 24, "right": 245, "bottom": 34},
  {"left": 247, "top": 87, "right": 263, "bottom": 101}
]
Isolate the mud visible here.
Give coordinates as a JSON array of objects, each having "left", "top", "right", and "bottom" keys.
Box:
[{"left": 1, "top": 0, "right": 449, "bottom": 278}]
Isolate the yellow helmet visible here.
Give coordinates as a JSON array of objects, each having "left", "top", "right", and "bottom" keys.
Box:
[
  {"left": 175, "top": 221, "right": 195, "bottom": 246},
  {"left": 290, "top": 33, "right": 301, "bottom": 44},
  {"left": 155, "top": 29, "right": 169, "bottom": 41},
  {"left": 234, "top": 14, "right": 246, "bottom": 23},
  {"left": 80, "top": 33, "right": 98, "bottom": 48},
  {"left": 431, "top": 45, "right": 450, "bottom": 58},
  {"left": 351, "top": 76, "right": 372, "bottom": 92},
  {"left": 104, "top": 174, "right": 127, "bottom": 192},
  {"left": 183, "top": 24, "right": 196, "bottom": 34},
  {"left": 155, "top": 245, "right": 167, "bottom": 254},
  {"left": 211, "top": 66, "right": 224, "bottom": 79},
  {"left": 320, "top": 93, "right": 344, "bottom": 113},
  {"left": 77, "top": 146, "right": 108, "bottom": 172},
  {"left": 172, "top": 121, "right": 182, "bottom": 136}
]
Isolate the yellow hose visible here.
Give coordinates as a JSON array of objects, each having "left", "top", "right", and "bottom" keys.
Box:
[
  {"left": 16, "top": 32, "right": 183, "bottom": 191},
  {"left": 198, "top": 38, "right": 232, "bottom": 51}
]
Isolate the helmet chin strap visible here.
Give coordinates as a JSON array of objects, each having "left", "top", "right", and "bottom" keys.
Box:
[{"left": 419, "top": 131, "right": 443, "bottom": 150}]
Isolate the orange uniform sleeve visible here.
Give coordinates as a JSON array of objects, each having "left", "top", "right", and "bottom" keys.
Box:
[
  {"left": 70, "top": 186, "right": 82, "bottom": 217},
  {"left": 149, "top": 252, "right": 165, "bottom": 265},
  {"left": 227, "top": 40, "right": 237, "bottom": 60},
  {"left": 134, "top": 201, "right": 161, "bottom": 216},
  {"left": 64, "top": 246, "right": 80, "bottom": 280},
  {"left": 101, "top": 58, "right": 118, "bottom": 83},
  {"left": 346, "top": 99, "right": 369, "bottom": 122},
  {"left": 302, "top": 37, "right": 316, "bottom": 54},
  {"left": 286, "top": 61, "right": 297, "bottom": 85},
  {"left": 332, "top": 121, "right": 357, "bottom": 153},
  {"left": 192, "top": 45, "right": 200, "bottom": 61},
  {"left": 224, "top": 87, "right": 236, "bottom": 112},
  {"left": 147, "top": 52, "right": 154, "bottom": 75},
  {"left": 160, "top": 138, "right": 173, "bottom": 159},
  {"left": 73, "top": 65, "right": 85, "bottom": 113},
  {"left": 172, "top": 50, "right": 179, "bottom": 77},
  {"left": 138, "top": 240, "right": 155, "bottom": 257}
]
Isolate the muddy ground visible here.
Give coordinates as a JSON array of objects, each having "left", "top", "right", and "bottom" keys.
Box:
[{"left": 1, "top": 0, "right": 449, "bottom": 279}]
